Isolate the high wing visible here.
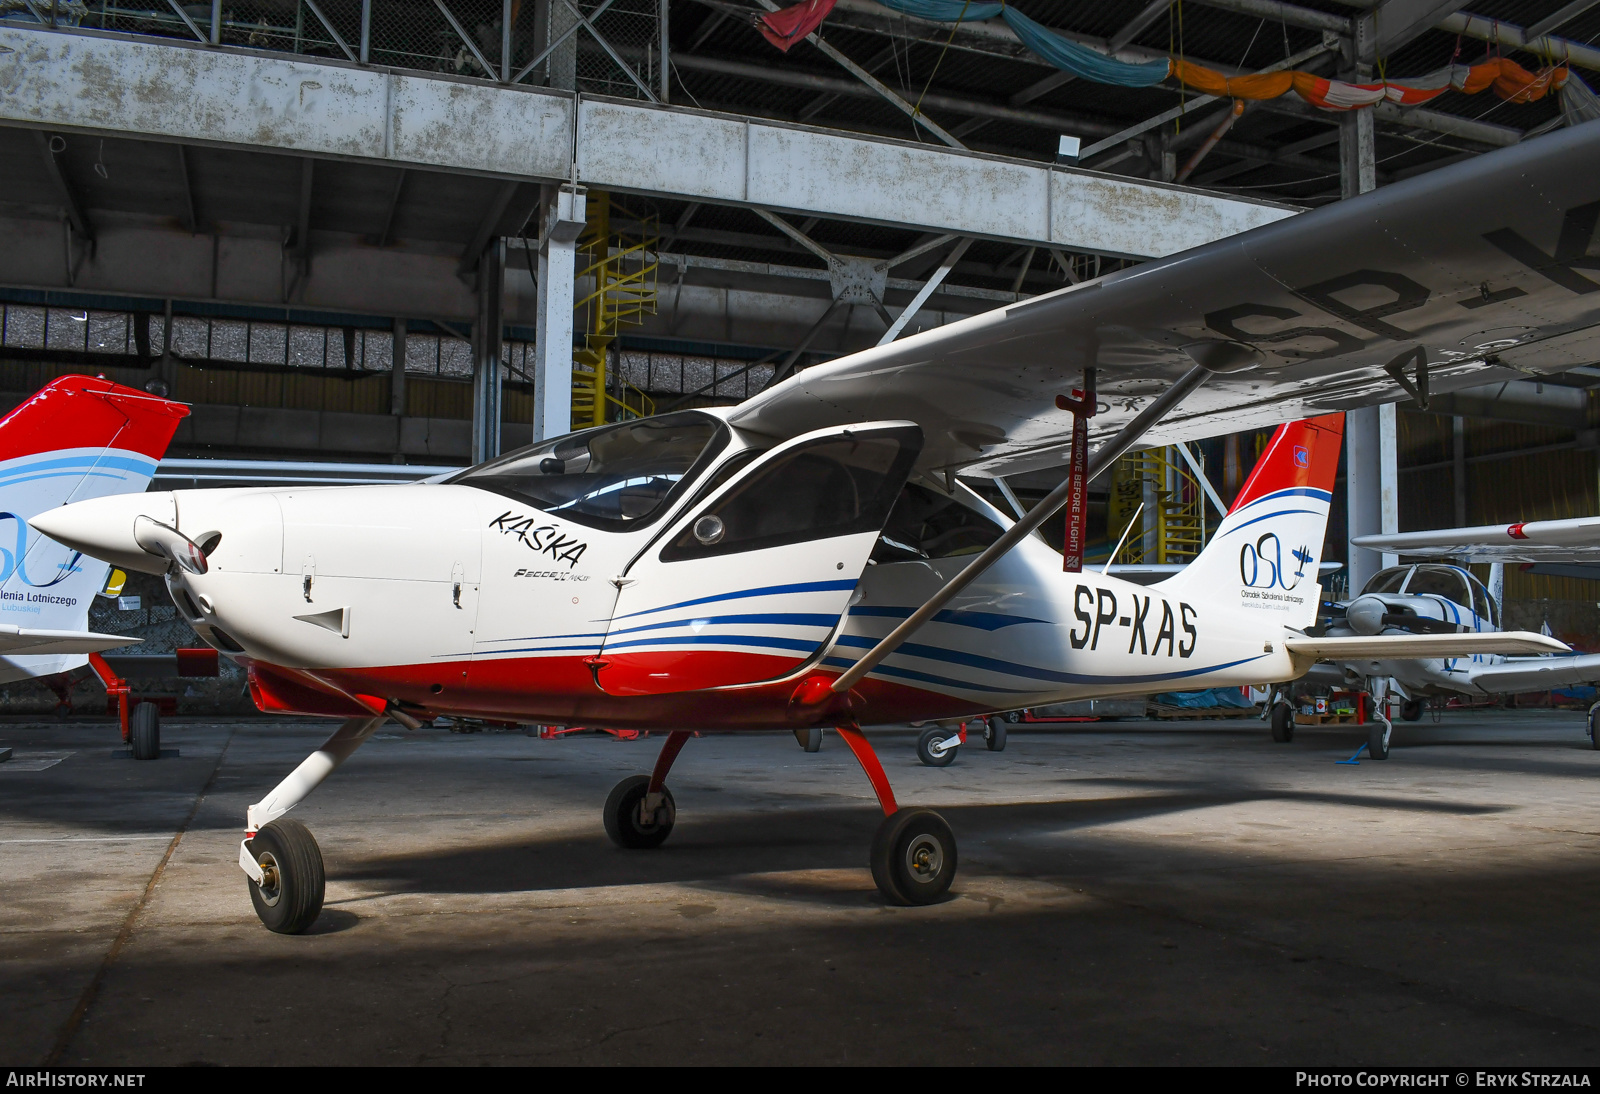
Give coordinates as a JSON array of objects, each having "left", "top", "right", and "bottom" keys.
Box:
[
  {"left": 0, "top": 625, "right": 140, "bottom": 656},
  {"left": 1284, "top": 631, "right": 1567, "bottom": 670},
  {"left": 731, "top": 121, "right": 1600, "bottom": 479},
  {"left": 1353, "top": 516, "right": 1600, "bottom": 563},
  {"left": 1458, "top": 652, "right": 1600, "bottom": 695}
]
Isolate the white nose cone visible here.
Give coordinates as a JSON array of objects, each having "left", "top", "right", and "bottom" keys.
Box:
[
  {"left": 30, "top": 491, "right": 179, "bottom": 575},
  {"left": 1345, "top": 595, "right": 1388, "bottom": 636}
]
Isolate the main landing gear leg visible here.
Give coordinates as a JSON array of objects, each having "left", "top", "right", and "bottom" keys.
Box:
[
  {"left": 834, "top": 723, "right": 956, "bottom": 906},
  {"left": 605, "top": 730, "right": 689, "bottom": 849},
  {"left": 239, "top": 715, "right": 383, "bottom": 934}
]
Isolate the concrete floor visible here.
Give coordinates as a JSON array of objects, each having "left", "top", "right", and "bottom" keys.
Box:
[{"left": 4, "top": 710, "right": 1600, "bottom": 1065}]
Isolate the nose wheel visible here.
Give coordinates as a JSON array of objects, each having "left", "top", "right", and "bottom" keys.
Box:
[
  {"left": 604, "top": 774, "right": 677, "bottom": 849},
  {"left": 245, "top": 819, "right": 325, "bottom": 934},
  {"left": 871, "top": 808, "right": 956, "bottom": 905}
]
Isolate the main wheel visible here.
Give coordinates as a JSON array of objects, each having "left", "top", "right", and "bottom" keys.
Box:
[
  {"left": 1270, "top": 702, "right": 1294, "bottom": 743},
  {"left": 984, "top": 716, "right": 1007, "bottom": 752},
  {"left": 246, "top": 819, "right": 325, "bottom": 934},
  {"left": 603, "top": 774, "right": 676, "bottom": 849},
  {"left": 1589, "top": 708, "right": 1600, "bottom": 750},
  {"left": 130, "top": 702, "right": 160, "bottom": 760},
  {"left": 1367, "top": 721, "right": 1391, "bottom": 760},
  {"left": 916, "top": 726, "right": 957, "bottom": 767},
  {"left": 870, "top": 808, "right": 956, "bottom": 906},
  {"left": 796, "top": 727, "right": 823, "bottom": 753},
  {"left": 1400, "top": 699, "right": 1423, "bottom": 722}
]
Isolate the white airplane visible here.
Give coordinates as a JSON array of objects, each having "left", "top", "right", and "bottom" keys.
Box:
[
  {"left": 32, "top": 119, "right": 1600, "bottom": 933},
  {"left": 0, "top": 374, "right": 189, "bottom": 756},
  {"left": 1342, "top": 518, "right": 1600, "bottom": 746}
]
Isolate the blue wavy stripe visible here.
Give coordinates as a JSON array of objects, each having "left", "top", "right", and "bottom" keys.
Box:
[
  {"left": 612, "top": 579, "right": 858, "bottom": 620},
  {"left": 1233, "top": 488, "right": 1331, "bottom": 514},
  {"left": 830, "top": 632, "right": 1266, "bottom": 686},
  {"left": 1223, "top": 508, "right": 1321, "bottom": 535},
  {"left": 848, "top": 605, "right": 1048, "bottom": 631},
  {"left": 819, "top": 656, "right": 1031, "bottom": 694},
  {"left": 601, "top": 633, "right": 822, "bottom": 654},
  {"left": 487, "top": 612, "right": 839, "bottom": 645},
  {"left": 0, "top": 469, "right": 151, "bottom": 491}
]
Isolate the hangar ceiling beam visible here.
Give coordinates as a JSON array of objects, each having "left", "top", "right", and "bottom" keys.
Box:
[
  {"left": 31, "top": 130, "right": 92, "bottom": 243},
  {"left": 1435, "top": 11, "right": 1600, "bottom": 74},
  {"left": 1524, "top": 0, "right": 1600, "bottom": 42},
  {"left": 1109, "top": 0, "right": 1173, "bottom": 52},
  {"left": 1371, "top": 0, "right": 1469, "bottom": 56},
  {"left": 0, "top": 29, "right": 1293, "bottom": 259},
  {"left": 749, "top": 0, "right": 964, "bottom": 149}
]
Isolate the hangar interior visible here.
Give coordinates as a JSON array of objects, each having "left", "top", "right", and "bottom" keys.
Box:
[{"left": 10, "top": 1, "right": 1600, "bottom": 1070}]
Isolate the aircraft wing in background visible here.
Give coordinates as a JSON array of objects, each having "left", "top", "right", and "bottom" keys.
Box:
[{"left": 1353, "top": 516, "right": 1600, "bottom": 564}]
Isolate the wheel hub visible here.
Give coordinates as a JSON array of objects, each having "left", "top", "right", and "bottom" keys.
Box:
[
  {"left": 904, "top": 833, "right": 944, "bottom": 884},
  {"left": 256, "top": 851, "right": 282, "bottom": 906}
]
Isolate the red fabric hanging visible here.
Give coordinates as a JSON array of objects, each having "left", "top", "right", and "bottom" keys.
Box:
[{"left": 758, "top": 0, "right": 838, "bottom": 51}]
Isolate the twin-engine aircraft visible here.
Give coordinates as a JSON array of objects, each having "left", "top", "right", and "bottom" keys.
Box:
[
  {"left": 32, "top": 119, "right": 1600, "bottom": 933},
  {"left": 1332, "top": 518, "right": 1600, "bottom": 746}
]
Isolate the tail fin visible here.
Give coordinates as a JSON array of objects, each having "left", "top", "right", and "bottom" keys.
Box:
[
  {"left": 1158, "top": 414, "right": 1344, "bottom": 628},
  {"left": 0, "top": 376, "right": 187, "bottom": 676}
]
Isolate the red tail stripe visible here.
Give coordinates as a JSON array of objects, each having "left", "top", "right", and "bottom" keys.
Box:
[
  {"left": 0, "top": 375, "right": 188, "bottom": 462},
  {"left": 1226, "top": 413, "right": 1345, "bottom": 515}
]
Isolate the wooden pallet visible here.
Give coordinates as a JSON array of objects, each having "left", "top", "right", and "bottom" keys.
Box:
[
  {"left": 1147, "top": 704, "right": 1253, "bottom": 720},
  {"left": 1294, "top": 712, "right": 1361, "bottom": 725}
]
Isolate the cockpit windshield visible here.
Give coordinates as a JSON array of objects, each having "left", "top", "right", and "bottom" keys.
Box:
[
  {"left": 449, "top": 412, "right": 726, "bottom": 531},
  {"left": 1362, "top": 567, "right": 1409, "bottom": 595}
]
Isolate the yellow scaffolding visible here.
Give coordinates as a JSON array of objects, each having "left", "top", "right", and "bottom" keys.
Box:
[
  {"left": 571, "top": 192, "right": 660, "bottom": 430},
  {"left": 1107, "top": 447, "right": 1209, "bottom": 565}
]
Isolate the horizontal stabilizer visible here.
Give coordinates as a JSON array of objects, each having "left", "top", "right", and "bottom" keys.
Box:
[
  {"left": 1461, "top": 651, "right": 1600, "bottom": 695},
  {"left": 1284, "top": 631, "right": 1567, "bottom": 664},
  {"left": 0, "top": 625, "right": 141, "bottom": 656}
]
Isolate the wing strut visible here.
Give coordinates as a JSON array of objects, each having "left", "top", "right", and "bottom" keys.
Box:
[{"left": 829, "top": 362, "right": 1213, "bottom": 695}]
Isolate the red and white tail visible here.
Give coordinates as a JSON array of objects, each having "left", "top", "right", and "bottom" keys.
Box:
[
  {"left": 0, "top": 376, "right": 188, "bottom": 674},
  {"left": 1157, "top": 414, "right": 1344, "bottom": 628}
]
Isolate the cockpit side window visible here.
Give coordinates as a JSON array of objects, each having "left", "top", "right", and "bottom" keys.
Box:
[
  {"left": 872, "top": 483, "right": 1005, "bottom": 563},
  {"left": 1362, "top": 567, "right": 1409, "bottom": 595},
  {"left": 1468, "top": 573, "right": 1497, "bottom": 627},
  {"left": 448, "top": 412, "right": 726, "bottom": 532}
]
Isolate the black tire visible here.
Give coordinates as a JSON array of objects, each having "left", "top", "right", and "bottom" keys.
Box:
[
  {"left": 870, "top": 809, "right": 957, "bottom": 906},
  {"left": 246, "top": 819, "right": 325, "bottom": 934},
  {"left": 1367, "top": 721, "right": 1391, "bottom": 760},
  {"left": 800, "top": 727, "right": 823, "bottom": 753},
  {"left": 1589, "top": 709, "right": 1600, "bottom": 750},
  {"left": 603, "top": 774, "right": 676, "bottom": 849},
  {"left": 984, "top": 716, "right": 1007, "bottom": 752},
  {"left": 916, "top": 726, "right": 957, "bottom": 767},
  {"left": 130, "top": 703, "right": 160, "bottom": 760},
  {"left": 1400, "top": 699, "right": 1424, "bottom": 722},
  {"left": 1270, "top": 702, "right": 1294, "bottom": 743}
]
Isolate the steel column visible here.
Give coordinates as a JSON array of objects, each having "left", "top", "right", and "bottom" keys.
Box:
[
  {"left": 471, "top": 240, "right": 505, "bottom": 465},
  {"left": 1345, "top": 406, "right": 1383, "bottom": 595},
  {"left": 533, "top": 188, "right": 585, "bottom": 441}
]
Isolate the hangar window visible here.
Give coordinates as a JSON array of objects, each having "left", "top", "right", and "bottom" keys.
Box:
[
  {"left": 872, "top": 484, "right": 1005, "bottom": 563},
  {"left": 451, "top": 412, "right": 727, "bottom": 532}
]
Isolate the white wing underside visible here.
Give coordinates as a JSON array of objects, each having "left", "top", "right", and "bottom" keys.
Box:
[
  {"left": 1353, "top": 516, "right": 1600, "bottom": 563},
  {"left": 1461, "top": 651, "right": 1600, "bottom": 694},
  {"left": 728, "top": 124, "right": 1600, "bottom": 478},
  {"left": 1285, "top": 631, "right": 1567, "bottom": 663},
  {"left": 0, "top": 626, "right": 140, "bottom": 655}
]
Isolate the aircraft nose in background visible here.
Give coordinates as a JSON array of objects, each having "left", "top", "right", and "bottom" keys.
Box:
[
  {"left": 29, "top": 491, "right": 180, "bottom": 576},
  {"left": 1346, "top": 595, "right": 1388, "bottom": 636}
]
